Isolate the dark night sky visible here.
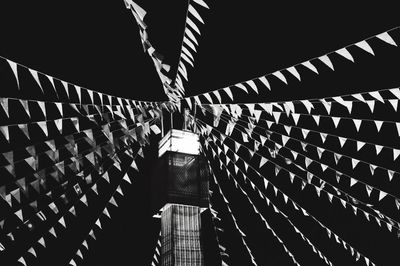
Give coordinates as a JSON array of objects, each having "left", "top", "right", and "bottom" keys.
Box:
[{"left": 1, "top": 1, "right": 400, "bottom": 266}]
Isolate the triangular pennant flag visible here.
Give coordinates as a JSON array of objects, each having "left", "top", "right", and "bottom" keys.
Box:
[
  {"left": 247, "top": 80, "right": 258, "bottom": 94},
  {"left": 336, "top": 48, "right": 354, "bottom": 62},
  {"left": 77, "top": 249, "right": 83, "bottom": 259},
  {"left": 370, "top": 164, "right": 377, "bottom": 175},
  {"left": 0, "top": 98, "right": 9, "bottom": 117},
  {"left": 379, "top": 191, "right": 387, "bottom": 201},
  {"left": 351, "top": 158, "right": 360, "bottom": 169},
  {"left": 37, "top": 101, "right": 46, "bottom": 117},
  {"left": 20, "top": 100, "right": 31, "bottom": 118},
  {"left": 365, "top": 100, "right": 375, "bottom": 113},
  {"left": 301, "top": 61, "right": 318, "bottom": 74},
  {"left": 393, "top": 149, "right": 400, "bottom": 161},
  {"left": 28, "top": 247, "right": 37, "bottom": 257},
  {"left": 103, "top": 207, "right": 111, "bottom": 218},
  {"left": 38, "top": 237, "right": 46, "bottom": 247},
  {"left": 350, "top": 178, "right": 357, "bottom": 187},
  {"left": 318, "top": 55, "right": 334, "bottom": 70},
  {"left": 376, "top": 31, "right": 397, "bottom": 46},
  {"left": 49, "top": 227, "right": 57, "bottom": 238},
  {"left": 58, "top": 217, "right": 66, "bottom": 228},
  {"left": 291, "top": 113, "right": 300, "bottom": 125},
  {"left": 287, "top": 66, "right": 301, "bottom": 81},
  {"left": 259, "top": 157, "right": 268, "bottom": 168},
  {"left": 6, "top": 59, "right": 20, "bottom": 89},
  {"left": 28, "top": 69, "right": 44, "bottom": 93},
  {"left": 353, "top": 119, "right": 361, "bottom": 131},
  {"left": 109, "top": 196, "right": 118, "bottom": 207},
  {"left": 356, "top": 141, "right": 365, "bottom": 151},
  {"left": 338, "top": 137, "right": 347, "bottom": 147},
  {"left": 272, "top": 71, "right": 287, "bottom": 84},
  {"left": 0, "top": 126, "right": 10, "bottom": 142},
  {"left": 95, "top": 218, "right": 102, "bottom": 229},
  {"left": 365, "top": 185, "right": 372, "bottom": 197},
  {"left": 55, "top": 102, "right": 63, "bottom": 116},
  {"left": 223, "top": 87, "right": 233, "bottom": 101},
  {"left": 355, "top": 40, "right": 374, "bottom": 55},
  {"left": 123, "top": 174, "right": 132, "bottom": 184},
  {"left": 273, "top": 112, "right": 281, "bottom": 123},
  {"left": 332, "top": 117, "right": 341, "bottom": 128},
  {"left": 75, "top": 86, "right": 82, "bottom": 103},
  {"left": 389, "top": 99, "right": 398, "bottom": 111},
  {"left": 18, "top": 257, "right": 27, "bottom": 266},
  {"left": 387, "top": 170, "right": 394, "bottom": 182}
]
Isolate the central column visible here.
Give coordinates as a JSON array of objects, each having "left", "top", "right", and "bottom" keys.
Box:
[
  {"left": 152, "top": 129, "right": 209, "bottom": 266},
  {"left": 161, "top": 204, "right": 203, "bottom": 266}
]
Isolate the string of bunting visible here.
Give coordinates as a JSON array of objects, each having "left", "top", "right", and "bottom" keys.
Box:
[
  {"left": 0, "top": 119, "right": 151, "bottom": 220},
  {"left": 182, "top": 27, "right": 399, "bottom": 106},
  {"left": 205, "top": 165, "right": 258, "bottom": 265},
  {"left": 195, "top": 118, "right": 400, "bottom": 239},
  {"left": 150, "top": 230, "right": 162, "bottom": 266},
  {"left": 0, "top": 55, "right": 160, "bottom": 107},
  {"left": 10, "top": 141, "right": 135, "bottom": 265},
  {"left": 173, "top": 0, "right": 209, "bottom": 90},
  {"left": 198, "top": 112, "right": 400, "bottom": 231},
  {"left": 205, "top": 146, "right": 335, "bottom": 266},
  {"left": 200, "top": 122, "right": 382, "bottom": 266},
  {"left": 208, "top": 201, "right": 229, "bottom": 265},
  {"left": 123, "top": 0, "right": 183, "bottom": 103},
  {"left": 206, "top": 102, "right": 399, "bottom": 167},
  {"left": 203, "top": 104, "right": 400, "bottom": 212},
  {"left": 212, "top": 108, "right": 400, "bottom": 200},
  {"left": 68, "top": 151, "right": 140, "bottom": 266}
]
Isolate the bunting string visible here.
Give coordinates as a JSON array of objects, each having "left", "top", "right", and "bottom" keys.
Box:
[
  {"left": 68, "top": 150, "right": 140, "bottom": 266},
  {"left": 195, "top": 118, "right": 400, "bottom": 236},
  {"left": 172, "top": 0, "right": 209, "bottom": 89},
  {"left": 0, "top": 117, "right": 156, "bottom": 236},
  {"left": 195, "top": 86, "right": 400, "bottom": 107},
  {"left": 0, "top": 123, "right": 139, "bottom": 217},
  {"left": 206, "top": 149, "right": 333, "bottom": 266},
  {"left": 201, "top": 126, "right": 382, "bottom": 266},
  {"left": 212, "top": 108, "right": 400, "bottom": 195},
  {"left": 0, "top": 55, "right": 160, "bottom": 106},
  {"left": 182, "top": 26, "right": 399, "bottom": 103},
  {"left": 208, "top": 105, "right": 399, "bottom": 160},
  {"left": 197, "top": 113, "right": 400, "bottom": 229},
  {"left": 1, "top": 133, "right": 134, "bottom": 236},
  {"left": 205, "top": 166, "right": 258, "bottom": 265},
  {"left": 8, "top": 141, "right": 135, "bottom": 263}
]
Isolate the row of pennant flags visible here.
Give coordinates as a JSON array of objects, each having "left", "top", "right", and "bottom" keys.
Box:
[
  {"left": 0, "top": 109, "right": 158, "bottom": 226},
  {"left": 0, "top": 96, "right": 162, "bottom": 144},
  {"left": 174, "top": 0, "right": 209, "bottom": 92},
  {"left": 203, "top": 137, "right": 377, "bottom": 266},
  {"left": 123, "top": 0, "right": 209, "bottom": 102},
  {"left": 187, "top": 81, "right": 400, "bottom": 265},
  {"left": 15, "top": 148, "right": 142, "bottom": 266},
  {"left": 181, "top": 27, "right": 399, "bottom": 107},
  {"left": 123, "top": 0, "right": 178, "bottom": 101},
  {"left": 68, "top": 154, "right": 140, "bottom": 266},
  {"left": 195, "top": 108, "right": 400, "bottom": 229},
  {"left": 0, "top": 54, "right": 161, "bottom": 111},
  {"left": 0, "top": 115, "right": 151, "bottom": 264},
  {"left": 0, "top": 61, "right": 163, "bottom": 265}
]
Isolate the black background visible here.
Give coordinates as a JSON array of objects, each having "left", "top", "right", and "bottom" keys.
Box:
[{"left": 1, "top": 1, "right": 400, "bottom": 265}]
